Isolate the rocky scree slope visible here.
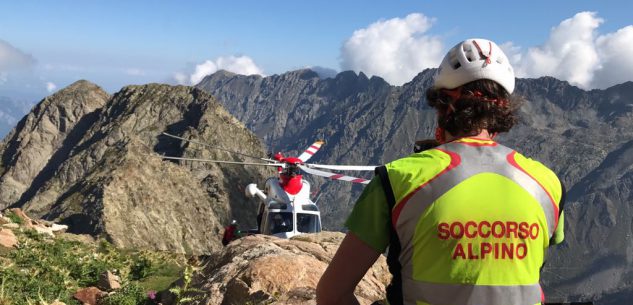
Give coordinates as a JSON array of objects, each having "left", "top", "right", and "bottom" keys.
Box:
[
  {"left": 0, "top": 81, "right": 273, "bottom": 254},
  {"left": 198, "top": 70, "right": 633, "bottom": 304}
]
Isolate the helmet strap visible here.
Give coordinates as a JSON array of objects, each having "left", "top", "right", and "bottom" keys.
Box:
[{"left": 472, "top": 40, "right": 492, "bottom": 65}]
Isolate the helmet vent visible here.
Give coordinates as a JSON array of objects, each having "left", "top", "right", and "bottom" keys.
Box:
[{"left": 453, "top": 62, "right": 461, "bottom": 69}]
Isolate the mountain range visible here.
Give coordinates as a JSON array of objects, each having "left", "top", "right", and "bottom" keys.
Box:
[{"left": 0, "top": 69, "right": 631, "bottom": 303}]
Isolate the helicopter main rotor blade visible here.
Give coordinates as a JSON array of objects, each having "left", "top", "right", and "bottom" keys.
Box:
[
  {"left": 161, "top": 132, "right": 276, "bottom": 162},
  {"left": 298, "top": 140, "right": 325, "bottom": 162},
  {"left": 304, "top": 164, "right": 378, "bottom": 171},
  {"left": 298, "top": 164, "right": 370, "bottom": 185},
  {"left": 160, "top": 156, "right": 286, "bottom": 168}
]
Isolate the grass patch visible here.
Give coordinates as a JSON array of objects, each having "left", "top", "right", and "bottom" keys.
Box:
[
  {"left": 3, "top": 210, "right": 23, "bottom": 225},
  {"left": 0, "top": 229, "right": 189, "bottom": 305}
]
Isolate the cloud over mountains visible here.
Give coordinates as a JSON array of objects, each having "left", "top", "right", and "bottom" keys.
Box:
[
  {"left": 341, "top": 11, "right": 633, "bottom": 89},
  {"left": 510, "top": 12, "right": 633, "bottom": 89},
  {"left": 174, "top": 55, "right": 264, "bottom": 85},
  {"left": 340, "top": 13, "right": 443, "bottom": 86}
]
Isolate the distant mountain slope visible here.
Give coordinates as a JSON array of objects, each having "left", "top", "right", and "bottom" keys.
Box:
[
  {"left": 197, "top": 69, "right": 633, "bottom": 304},
  {"left": 0, "top": 96, "right": 34, "bottom": 139},
  {"left": 0, "top": 81, "right": 273, "bottom": 254}
]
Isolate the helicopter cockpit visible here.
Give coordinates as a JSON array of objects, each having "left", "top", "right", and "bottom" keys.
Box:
[
  {"left": 282, "top": 163, "right": 301, "bottom": 176},
  {"left": 260, "top": 199, "right": 322, "bottom": 238}
]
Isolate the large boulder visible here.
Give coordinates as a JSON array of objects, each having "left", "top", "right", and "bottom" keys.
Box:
[{"left": 186, "top": 232, "right": 389, "bottom": 305}]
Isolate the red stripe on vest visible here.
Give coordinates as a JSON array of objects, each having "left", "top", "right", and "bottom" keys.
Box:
[
  {"left": 391, "top": 149, "right": 462, "bottom": 227},
  {"left": 506, "top": 151, "right": 559, "bottom": 229}
]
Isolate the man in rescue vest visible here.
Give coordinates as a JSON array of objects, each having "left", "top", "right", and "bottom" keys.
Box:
[{"left": 316, "top": 38, "right": 565, "bottom": 305}]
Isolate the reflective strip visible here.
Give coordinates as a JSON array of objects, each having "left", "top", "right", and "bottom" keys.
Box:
[{"left": 403, "top": 280, "right": 541, "bottom": 305}]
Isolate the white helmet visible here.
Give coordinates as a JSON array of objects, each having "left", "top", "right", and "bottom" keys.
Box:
[{"left": 434, "top": 38, "right": 515, "bottom": 94}]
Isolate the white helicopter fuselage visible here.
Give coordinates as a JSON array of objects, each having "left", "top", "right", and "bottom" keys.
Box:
[{"left": 246, "top": 177, "right": 322, "bottom": 239}]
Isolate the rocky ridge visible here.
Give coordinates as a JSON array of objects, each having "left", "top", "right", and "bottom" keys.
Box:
[{"left": 0, "top": 81, "right": 274, "bottom": 254}]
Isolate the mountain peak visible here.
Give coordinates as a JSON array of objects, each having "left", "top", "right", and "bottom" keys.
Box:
[{"left": 58, "top": 80, "right": 106, "bottom": 95}]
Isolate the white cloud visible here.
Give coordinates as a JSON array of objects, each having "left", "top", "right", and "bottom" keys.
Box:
[
  {"left": 306, "top": 66, "right": 338, "bottom": 79},
  {"left": 174, "top": 55, "right": 264, "bottom": 85},
  {"left": 510, "top": 12, "right": 633, "bottom": 89},
  {"left": 340, "top": 13, "right": 443, "bottom": 86},
  {"left": 46, "top": 82, "right": 57, "bottom": 93},
  {"left": 0, "top": 72, "right": 7, "bottom": 85},
  {"left": 593, "top": 25, "right": 633, "bottom": 88},
  {"left": 173, "top": 72, "right": 188, "bottom": 85},
  {"left": 0, "top": 39, "right": 36, "bottom": 71}
]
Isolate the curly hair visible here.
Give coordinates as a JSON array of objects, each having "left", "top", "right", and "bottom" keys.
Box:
[{"left": 425, "top": 79, "right": 522, "bottom": 137}]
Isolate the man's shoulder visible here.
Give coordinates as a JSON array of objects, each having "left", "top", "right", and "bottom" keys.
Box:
[
  {"left": 384, "top": 149, "right": 455, "bottom": 199},
  {"left": 509, "top": 149, "right": 563, "bottom": 201},
  {"left": 386, "top": 149, "right": 453, "bottom": 175},
  {"left": 510, "top": 150, "right": 559, "bottom": 180}
]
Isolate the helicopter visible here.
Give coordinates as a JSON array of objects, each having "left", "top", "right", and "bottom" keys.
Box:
[{"left": 159, "top": 133, "right": 377, "bottom": 238}]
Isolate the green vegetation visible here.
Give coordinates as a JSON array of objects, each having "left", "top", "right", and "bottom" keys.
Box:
[
  {"left": 0, "top": 228, "right": 193, "bottom": 305},
  {"left": 4, "top": 210, "right": 23, "bottom": 225},
  {"left": 168, "top": 266, "right": 204, "bottom": 304}
]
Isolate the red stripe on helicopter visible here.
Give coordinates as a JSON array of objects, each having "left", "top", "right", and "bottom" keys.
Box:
[
  {"left": 330, "top": 174, "right": 345, "bottom": 180},
  {"left": 310, "top": 145, "right": 320, "bottom": 150},
  {"left": 352, "top": 178, "right": 367, "bottom": 183},
  {"left": 305, "top": 150, "right": 315, "bottom": 155}
]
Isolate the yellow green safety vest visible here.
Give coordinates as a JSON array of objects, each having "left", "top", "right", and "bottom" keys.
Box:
[{"left": 379, "top": 138, "right": 564, "bottom": 305}]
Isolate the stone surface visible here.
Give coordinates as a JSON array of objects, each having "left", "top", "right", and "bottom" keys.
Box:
[
  {"left": 98, "top": 270, "right": 121, "bottom": 291},
  {"left": 0, "top": 228, "right": 17, "bottom": 249},
  {"left": 73, "top": 287, "right": 105, "bottom": 305},
  {"left": 186, "top": 232, "right": 389, "bottom": 305}
]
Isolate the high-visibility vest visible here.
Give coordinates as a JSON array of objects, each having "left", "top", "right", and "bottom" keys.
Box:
[{"left": 380, "top": 138, "right": 563, "bottom": 305}]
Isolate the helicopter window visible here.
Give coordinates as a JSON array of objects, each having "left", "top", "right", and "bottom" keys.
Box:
[
  {"left": 297, "top": 213, "right": 321, "bottom": 233},
  {"left": 269, "top": 212, "right": 293, "bottom": 234},
  {"left": 268, "top": 201, "right": 288, "bottom": 210},
  {"left": 301, "top": 204, "right": 319, "bottom": 211},
  {"left": 283, "top": 164, "right": 300, "bottom": 176}
]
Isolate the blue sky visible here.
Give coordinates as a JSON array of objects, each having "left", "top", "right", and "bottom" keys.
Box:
[{"left": 1, "top": 1, "right": 632, "bottom": 101}]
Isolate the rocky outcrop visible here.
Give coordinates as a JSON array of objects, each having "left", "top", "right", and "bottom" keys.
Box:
[
  {"left": 185, "top": 232, "right": 388, "bottom": 305},
  {"left": 0, "top": 81, "right": 109, "bottom": 209},
  {"left": 0, "top": 82, "right": 274, "bottom": 254}
]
